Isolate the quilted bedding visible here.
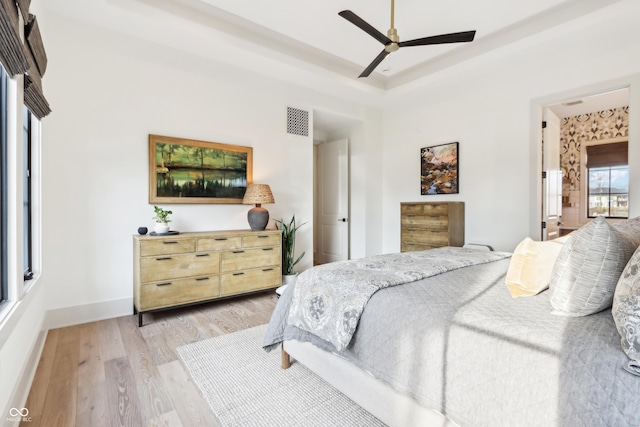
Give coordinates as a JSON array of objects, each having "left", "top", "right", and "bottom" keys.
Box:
[
  {"left": 288, "top": 247, "right": 510, "bottom": 351},
  {"left": 263, "top": 255, "right": 640, "bottom": 427}
]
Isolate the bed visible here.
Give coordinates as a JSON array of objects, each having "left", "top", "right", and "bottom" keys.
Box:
[{"left": 263, "top": 244, "right": 640, "bottom": 426}]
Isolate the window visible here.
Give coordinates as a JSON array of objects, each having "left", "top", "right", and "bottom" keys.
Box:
[
  {"left": 1, "top": 66, "right": 8, "bottom": 303},
  {"left": 23, "top": 106, "right": 33, "bottom": 280},
  {"left": 586, "top": 142, "right": 629, "bottom": 219}
]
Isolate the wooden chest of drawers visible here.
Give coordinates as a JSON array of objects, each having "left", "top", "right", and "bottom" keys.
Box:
[
  {"left": 133, "top": 229, "right": 281, "bottom": 326},
  {"left": 400, "top": 202, "right": 464, "bottom": 252}
]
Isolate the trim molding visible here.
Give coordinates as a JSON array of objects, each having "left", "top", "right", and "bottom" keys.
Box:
[
  {"left": 2, "top": 329, "right": 47, "bottom": 427},
  {"left": 46, "top": 297, "right": 132, "bottom": 330}
]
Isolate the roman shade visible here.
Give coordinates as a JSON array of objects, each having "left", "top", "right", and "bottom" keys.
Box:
[
  {"left": 16, "top": 0, "right": 28, "bottom": 20},
  {"left": 23, "top": 13, "right": 50, "bottom": 118},
  {"left": 0, "top": 0, "right": 29, "bottom": 76},
  {"left": 586, "top": 141, "right": 628, "bottom": 168},
  {"left": 0, "top": 0, "right": 50, "bottom": 118}
]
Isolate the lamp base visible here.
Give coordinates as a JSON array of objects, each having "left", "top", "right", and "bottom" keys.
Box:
[{"left": 247, "top": 206, "right": 269, "bottom": 231}]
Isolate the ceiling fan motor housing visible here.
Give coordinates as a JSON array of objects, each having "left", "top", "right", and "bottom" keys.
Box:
[{"left": 386, "top": 28, "right": 399, "bottom": 52}]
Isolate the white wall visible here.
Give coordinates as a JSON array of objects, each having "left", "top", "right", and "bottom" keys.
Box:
[
  {"left": 381, "top": 0, "right": 640, "bottom": 252},
  {"left": 41, "top": 12, "right": 382, "bottom": 326}
]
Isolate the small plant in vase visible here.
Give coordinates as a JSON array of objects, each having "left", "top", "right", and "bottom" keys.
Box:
[
  {"left": 152, "top": 205, "right": 172, "bottom": 234},
  {"left": 276, "top": 215, "right": 306, "bottom": 286}
]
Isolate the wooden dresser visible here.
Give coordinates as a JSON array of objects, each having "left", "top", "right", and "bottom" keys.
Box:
[
  {"left": 400, "top": 202, "right": 465, "bottom": 252},
  {"left": 133, "top": 229, "right": 281, "bottom": 326}
]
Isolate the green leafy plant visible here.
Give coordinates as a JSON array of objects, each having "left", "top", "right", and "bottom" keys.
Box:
[
  {"left": 152, "top": 205, "right": 173, "bottom": 223},
  {"left": 276, "top": 215, "right": 306, "bottom": 275}
]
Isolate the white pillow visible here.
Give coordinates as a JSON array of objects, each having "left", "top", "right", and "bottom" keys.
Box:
[
  {"left": 550, "top": 216, "right": 636, "bottom": 316},
  {"left": 505, "top": 237, "right": 567, "bottom": 298},
  {"left": 612, "top": 246, "right": 640, "bottom": 376}
]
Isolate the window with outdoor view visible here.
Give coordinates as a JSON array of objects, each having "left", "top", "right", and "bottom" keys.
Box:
[{"left": 586, "top": 142, "right": 629, "bottom": 218}]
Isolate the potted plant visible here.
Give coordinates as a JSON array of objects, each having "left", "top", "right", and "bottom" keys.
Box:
[
  {"left": 152, "top": 205, "right": 172, "bottom": 234},
  {"left": 276, "top": 215, "right": 306, "bottom": 286}
]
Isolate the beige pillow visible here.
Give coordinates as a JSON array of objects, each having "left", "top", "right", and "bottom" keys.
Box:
[{"left": 505, "top": 236, "right": 568, "bottom": 298}]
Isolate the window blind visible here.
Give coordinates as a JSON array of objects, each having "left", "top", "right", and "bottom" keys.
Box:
[
  {"left": 23, "top": 14, "right": 50, "bottom": 118},
  {"left": 586, "top": 141, "right": 628, "bottom": 168},
  {"left": 0, "top": 0, "right": 29, "bottom": 76}
]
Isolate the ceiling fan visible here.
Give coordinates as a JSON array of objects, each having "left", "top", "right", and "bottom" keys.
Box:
[{"left": 339, "top": 0, "right": 476, "bottom": 78}]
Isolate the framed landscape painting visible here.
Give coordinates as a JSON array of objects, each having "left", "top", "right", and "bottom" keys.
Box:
[
  {"left": 420, "top": 142, "right": 458, "bottom": 195},
  {"left": 149, "top": 134, "right": 253, "bottom": 204}
]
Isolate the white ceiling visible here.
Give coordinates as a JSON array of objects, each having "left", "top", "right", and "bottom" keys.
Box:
[
  {"left": 194, "top": 0, "right": 568, "bottom": 77},
  {"left": 46, "top": 0, "right": 624, "bottom": 94},
  {"left": 548, "top": 88, "right": 629, "bottom": 119}
]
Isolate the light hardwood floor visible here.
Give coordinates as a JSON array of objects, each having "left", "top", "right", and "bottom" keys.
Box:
[{"left": 21, "top": 291, "right": 278, "bottom": 427}]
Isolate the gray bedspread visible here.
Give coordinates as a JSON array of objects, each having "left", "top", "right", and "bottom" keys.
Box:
[
  {"left": 288, "top": 247, "right": 510, "bottom": 351},
  {"left": 264, "top": 257, "right": 640, "bottom": 427}
]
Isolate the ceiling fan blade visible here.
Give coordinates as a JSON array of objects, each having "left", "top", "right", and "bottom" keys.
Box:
[
  {"left": 339, "top": 10, "right": 392, "bottom": 46},
  {"left": 398, "top": 30, "right": 476, "bottom": 48},
  {"left": 359, "top": 49, "right": 390, "bottom": 78}
]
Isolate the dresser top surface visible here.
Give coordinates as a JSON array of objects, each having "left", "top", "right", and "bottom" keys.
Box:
[{"left": 133, "top": 229, "right": 281, "bottom": 241}]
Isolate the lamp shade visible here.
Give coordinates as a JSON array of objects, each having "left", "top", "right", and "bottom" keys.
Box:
[{"left": 242, "top": 184, "right": 275, "bottom": 205}]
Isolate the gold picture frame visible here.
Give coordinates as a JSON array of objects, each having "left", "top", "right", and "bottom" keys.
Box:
[{"left": 149, "top": 134, "right": 253, "bottom": 204}]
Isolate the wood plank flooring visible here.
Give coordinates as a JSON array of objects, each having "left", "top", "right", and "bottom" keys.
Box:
[{"left": 21, "top": 291, "right": 278, "bottom": 427}]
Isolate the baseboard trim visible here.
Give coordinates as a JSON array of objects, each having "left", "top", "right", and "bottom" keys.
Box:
[
  {"left": 46, "top": 297, "right": 133, "bottom": 330},
  {"left": 2, "top": 329, "right": 47, "bottom": 427}
]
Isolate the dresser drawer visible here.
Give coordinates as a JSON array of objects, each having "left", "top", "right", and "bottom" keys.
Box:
[
  {"left": 401, "top": 229, "right": 450, "bottom": 246},
  {"left": 242, "top": 233, "right": 280, "bottom": 248},
  {"left": 220, "top": 267, "right": 281, "bottom": 297},
  {"left": 197, "top": 236, "right": 242, "bottom": 252},
  {"left": 401, "top": 215, "right": 449, "bottom": 230},
  {"left": 401, "top": 242, "right": 441, "bottom": 252},
  {"left": 221, "top": 247, "right": 280, "bottom": 272},
  {"left": 140, "top": 252, "right": 220, "bottom": 283},
  {"left": 401, "top": 203, "right": 449, "bottom": 216},
  {"left": 138, "top": 275, "right": 220, "bottom": 310},
  {"left": 140, "top": 238, "right": 196, "bottom": 257}
]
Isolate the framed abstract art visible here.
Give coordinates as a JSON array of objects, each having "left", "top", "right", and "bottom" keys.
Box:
[{"left": 420, "top": 142, "right": 458, "bottom": 195}]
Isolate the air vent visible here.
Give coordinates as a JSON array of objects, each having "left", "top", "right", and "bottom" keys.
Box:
[{"left": 286, "top": 106, "right": 309, "bottom": 137}]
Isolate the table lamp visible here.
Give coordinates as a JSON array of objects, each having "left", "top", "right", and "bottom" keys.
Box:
[{"left": 242, "top": 184, "right": 275, "bottom": 230}]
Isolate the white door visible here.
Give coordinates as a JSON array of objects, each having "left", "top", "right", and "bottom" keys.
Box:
[
  {"left": 542, "top": 109, "right": 562, "bottom": 240},
  {"left": 316, "top": 139, "right": 349, "bottom": 264}
]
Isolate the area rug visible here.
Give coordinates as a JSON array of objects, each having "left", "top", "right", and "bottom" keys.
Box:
[{"left": 177, "top": 324, "right": 385, "bottom": 427}]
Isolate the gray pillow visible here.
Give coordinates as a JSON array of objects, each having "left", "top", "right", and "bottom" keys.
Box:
[
  {"left": 612, "top": 246, "right": 640, "bottom": 376},
  {"left": 613, "top": 216, "right": 640, "bottom": 248},
  {"left": 550, "top": 216, "right": 636, "bottom": 316}
]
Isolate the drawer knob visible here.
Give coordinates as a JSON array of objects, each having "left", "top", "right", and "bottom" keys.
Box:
[
  {"left": 262, "top": 268, "right": 274, "bottom": 272},
  {"left": 233, "top": 272, "right": 245, "bottom": 276},
  {"left": 163, "top": 241, "right": 179, "bottom": 244},
  {"left": 196, "top": 253, "right": 210, "bottom": 257},
  {"left": 156, "top": 257, "right": 172, "bottom": 261},
  {"left": 195, "top": 277, "right": 210, "bottom": 281},
  {"left": 214, "top": 238, "right": 228, "bottom": 241},
  {"left": 262, "top": 248, "right": 273, "bottom": 251},
  {"left": 156, "top": 282, "right": 172, "bottom": 287},
  {"left": 258, "top": 235, "right": 269, "bottom": 238},
  {"left": 233, "top": 250, "right": 245, "bottom": 254}
]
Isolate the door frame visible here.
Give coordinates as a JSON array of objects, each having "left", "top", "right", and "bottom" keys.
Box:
[
  {"left": 529, "top": 76, "right": 639, "bottom": 239},
  {"left": 313, "top": 138, "right": 349, "bottom": 265}
]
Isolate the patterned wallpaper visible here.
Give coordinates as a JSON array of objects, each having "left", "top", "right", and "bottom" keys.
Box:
[{"left": 560, "top": 106, "right": 629, "bottom": 191}]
